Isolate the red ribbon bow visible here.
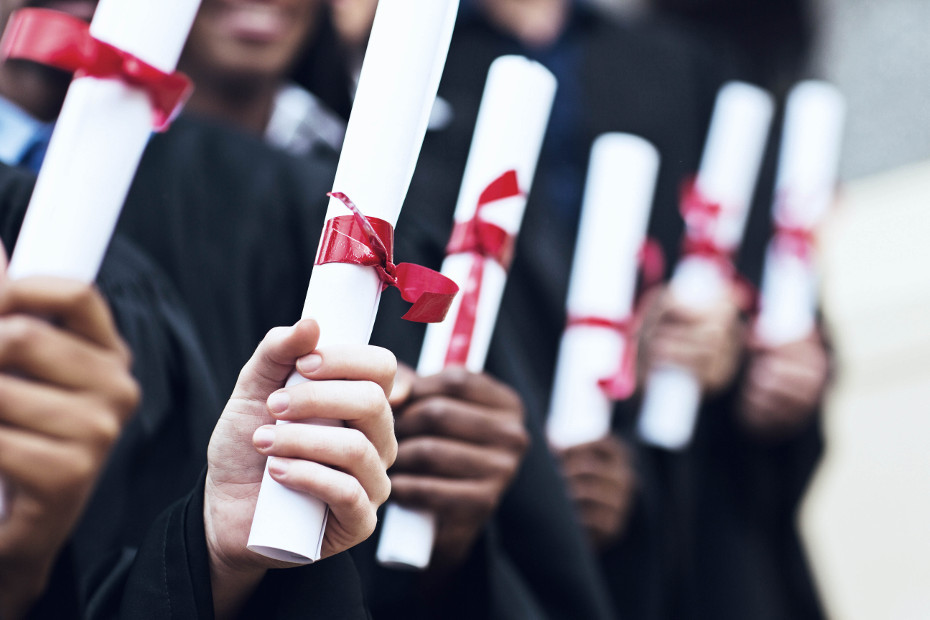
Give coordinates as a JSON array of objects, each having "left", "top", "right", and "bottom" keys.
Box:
[
  {"left": 0, "top": 9, "right": 193, "bottom": 131},
  {"left": 679, "top": 177, "right": 736, "bottom": 275},
  {"left": 566, "top": 315, "right": 638, "bottom": 401},
  {"left": 442, "top": 170, "right": 522, "bottom": 366},
  {"left": 318, "top": 192, "right": 459, "bottom": 323}
]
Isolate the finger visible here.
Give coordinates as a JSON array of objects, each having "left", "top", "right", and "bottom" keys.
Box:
[
  {"left": 267, "top": 458, "right": 380, "bottom": 537},
  {"left": 388, "top": 363, "right": 416, "bottom": 408},
  {"left": 0, "top": 374, "right": 128, "bottom": 444},
  {"left": 392, "top": 436, "right": 516, "bottom": 480},
  {"left": 232, "top": 319, "right": 320, "bottom": 401},
  {"left": 577, "top": 501, "right": 625, "bottom": 544},
  {"left": 567, "top": 474, "right": 634, "bottom": 512},
  {"left": 411, "top": 367, "right": 523, "bottom": 411},
  {"left": 560, "top": 452, "right": 631, "bottom": 487},
  {"left": 648, "top": 336, "right": 705, "bottom": 368},
  {"left": 749, "top": 361, "right": 823, "bottom": 410},
  {"left": 294, "top": 344, "right": 396, "bottom": 398},
  {"left": 0, "top": 314, "right": 139, "bottom": 402},
  {"left": 0, "top": 278, "right": 125, "bottom": 354},
  {"left": 0, "top": 426, "right": 96, "bottom": 502},
  {"left": 254, "top": 424, "right": 389, "bottom": 503},
  {"left": 266, "top": 379, "right": 395, "bottom": 466},
  {"left": 389, "top": 475, "right": 494, "bottom": 517},
  {"left": 394, "top": 395, "right": 527, "bottom": 451}
]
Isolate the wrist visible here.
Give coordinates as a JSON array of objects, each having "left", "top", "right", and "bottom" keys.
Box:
[{"left": 203, "top": 487, "right": 265, "bottom": 620}]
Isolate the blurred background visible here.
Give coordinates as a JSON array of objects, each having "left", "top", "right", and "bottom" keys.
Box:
[{"left": 591, "top": 0, "right": 930, "bottom": 617}]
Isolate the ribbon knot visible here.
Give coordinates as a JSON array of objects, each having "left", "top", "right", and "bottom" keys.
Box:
[
  {"left": 773, "top": 222, "right": 816, "bottom": 261},
  {"left": 679, "top": 177, "right": 735, "bottom": 274},
  {"left": 566, "top": 315, "right": 638, "bottom": 401},
  {"left": 319, "top": 192, "right": 458, "bottom": 323},
  {"left": 0, "top": 8, "right": 193, "bottom": 131},
  {"left": 443, "top": 170, "right": 523, "bottom": 366}
]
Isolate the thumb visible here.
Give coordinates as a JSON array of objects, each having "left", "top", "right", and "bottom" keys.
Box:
[{"left": 231, "top": 319, "right": 321, "bottom": 401}]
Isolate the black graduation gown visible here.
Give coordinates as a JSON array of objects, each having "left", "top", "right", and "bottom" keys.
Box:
[
  {"left": 0, "top": 144, "right": 369, "bottom": 617},
  {"left": 371, "top": 4, "right": 824, "bottom": 620},
  {"left": 0, "top": 162, "right": 219, "bottom": 618},
  {"left": 117, "top": 112, "right": 617, "bottom": 618},
  {"left": 115, "top": 116, "right": 373, "bottom": 619}
]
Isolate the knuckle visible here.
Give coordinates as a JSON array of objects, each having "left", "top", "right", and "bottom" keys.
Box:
[
  {"left": 500, "top": 421, "right": 530, "bottom": 454},
  {"left": 66, "top": 451, "right": 97, "bottom": 488},
  {"left": 382, "top": 430, "right": 398, "bottom": 469},
  {"left": 377, "top": 347, "right": 398, "bottom": 382},
  {"left": 69, "top": 283, "right": 97, "bottom": 311},
  {"left": 419, "top": 398, "right": 448, "bottom": 433},
  {"left": 342, "top": 428, "right": 370, "bottom": 462},
  {"left": 91, "top": 410, "right": 123, "bottom": 447},
  {"left": 439, "top": 366, "right": 470, "bottom": 396},
  {"left": 115, "top": 375, "right": 142, "bottom": 418},
  {"left": 361, "top": 381, "right": 388, "bottom": 414},
  {"left": 372, "top": 473, "right": 392, "bottom": 506},
  {"left": 335, "top": 480, "right": 367, "bottom": 510},
  {"left": 0, "top": 315, "right": 37, "bottom": 353}
]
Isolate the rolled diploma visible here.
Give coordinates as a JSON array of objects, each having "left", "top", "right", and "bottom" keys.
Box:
[
  {"left": 0, "top": 0, "right": 200, "bottom": 519},
  {"left": 637, "top": 82, "right": 774, "bottom": 451},
  {"left": 755, "top": 81, "right": 845, "bottom": 345},
  {"left": 376, "top": 55, "right": 557, "bottom": 570},
  {"left": 545, "top": 134, "right": 659, "bottom": 450},
  {"left": 246, "top": 0, "right": 460, "bottom": 564}
]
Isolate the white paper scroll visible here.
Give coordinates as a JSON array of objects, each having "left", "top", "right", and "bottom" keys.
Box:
[
  {"left": 545, "top": 134, "right": 659, "bottom": 450},
  {"left": 0, "top": 0, "right": 201, "bottom": 520},
  {"left": 755, "top": 81, "right": 845, "bottom": 345},
  {"left": 376, "top": 55, "right": 557, "bottom": 571},
  {"left": 247, "top": 0, "right": 460, "bottom": 565},
  {"left": 637, "top": 82, "right": 774, "bottom": 451}
]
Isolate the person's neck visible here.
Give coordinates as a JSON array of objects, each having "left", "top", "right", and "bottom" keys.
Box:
[
  {"left": 185, "top": 76, "right": 278, "bottom": 135},
  {"left": 0, "top": 61, "right": 70, "bottom": 122},
  {"left": 483, "top": 0, "right": 571, "bottom": 49}
]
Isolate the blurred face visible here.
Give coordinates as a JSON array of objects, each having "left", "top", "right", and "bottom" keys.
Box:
[
  {"left": 328, "top": 0, "right": 377, "bottom": 50},
  {"left": 183, "top": 0, "right": 323, "bottom": 85}
]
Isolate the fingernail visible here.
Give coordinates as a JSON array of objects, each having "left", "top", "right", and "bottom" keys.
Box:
[
  {"left": 268, "top": 457, "right": 289, "bottom": 477},
  {"left": 253, "top": 426, "right": 275, "bottom": 449},
  {"left": 267, "top": 391, "right": 289, "bottom": 414},
  {"left": 297, "top": 353, "right": 323, "bottom": 374}
]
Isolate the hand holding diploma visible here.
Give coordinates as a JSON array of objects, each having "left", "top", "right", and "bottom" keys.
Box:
[
  {"left": 738, "top": 331, "right": 829, "bottom": 440},
  {"left": 384, "top": 365, "right": 528, "bottom": 571},
  {"left": 637, "top": 82, "right": 774, "bottom": 451},
  {"left": 0, "top": 245, "right": 139, "bottom": 619},
  {"left": 204, "top": 320, "right": 397, "bottom": 617},
  {"left": 545, "top": 133, "right": 660, "bottom": 450},
  {"left": 0, "top": 0, "right": 201, "bottom": 519},
  {"left": 556, "top": 435, "right": 637, "bottom": 551},
  {"left": 638, "top": 283, "right": 746, "bottom": 395},
  {"left": 739, "top": 81, "right": 843, "bottom": 440},
  {"left": 376, "top": 55, "right": 555, "bottom": 570},
  {"left": 247, "top": 0, "right": 460, "bottom": 563}
]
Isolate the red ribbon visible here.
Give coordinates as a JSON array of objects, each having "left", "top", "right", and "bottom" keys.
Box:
[
  {"left": 318, "top": 192, "right": 458, "bottom": 323},
  {"left": 771, "top": 190, "right": 818, "bottom": 261},
  {"left": 638, "top": 237, "right": 666, "bottom": 291},
  {"left": 442, "top": 170, "right": 522, "bottom": 366},
  {"left": 772, "top": 221, "right": 816, "bottom": 261},
  {"left": 566, "top": 315, "right": 638, "bottom": 401},
  {"left": 679, "top": 177, "right": 736, "bottom": 275},
  {"left": 0, "top": 9, "right": 192, "bottom": 131}
]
